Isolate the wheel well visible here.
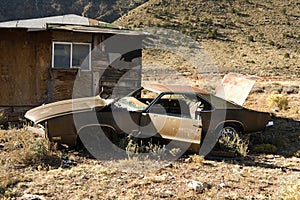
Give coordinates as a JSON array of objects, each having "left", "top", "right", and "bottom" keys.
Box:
[
  {"left": 217, "top": 122, "right": 244, "bottom": 134},
  {"left": 76, "top": 124, "right": 117, "bottom": 145}
]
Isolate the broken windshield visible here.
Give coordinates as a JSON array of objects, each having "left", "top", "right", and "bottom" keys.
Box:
[{"left": 113, "top": 96, "right": 148, "bottom": 111}]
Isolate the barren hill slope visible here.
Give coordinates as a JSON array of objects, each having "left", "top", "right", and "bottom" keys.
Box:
[
  {"left": 114, "top": 0, "right": 299, "bottom": 78},
  {"left": 0, "top": 0, "right": 148, "bottom": 23}
]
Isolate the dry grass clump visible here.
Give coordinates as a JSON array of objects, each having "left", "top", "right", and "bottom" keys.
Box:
[
  {"left": 3, "top": 129, "right": 61, "bottom": 168},
  {"left": 266, "top": 94, "right": 289, "bottom": 110},
  {"left": 0, "top": 110, "right": 7, "bottom": 121},
  {"left": 118, "top": 135, "right": 168, "bottom": 161},
  {"left": 294, "top": 150, "right": 300, "bottom": 158},
  {"left": 217, "top": 134, "right": 249, "bottom": 157},
  {"left": 13, "top": 133, "right": 52, "bottom": 166},
  {"left": 0, "top": 129, "right": 60, "bottom": 198},
  {"left": 189, "top": 154, "right": 205, "bottom": 164}
]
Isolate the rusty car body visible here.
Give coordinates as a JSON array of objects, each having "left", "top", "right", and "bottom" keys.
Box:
[{"left": 25, "top": 83, "right": 273, "bottom": 153}]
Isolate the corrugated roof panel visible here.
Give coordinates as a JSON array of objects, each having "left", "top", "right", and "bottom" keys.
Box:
[
  {"left": 0, "top": 14, "right": 98, "bottom": 29},
  {"left": 48, "top": 25, "right": 145, "bottom": 35},
  {"left": 0, "top": 14, "right": 145, "bottom": 35}
]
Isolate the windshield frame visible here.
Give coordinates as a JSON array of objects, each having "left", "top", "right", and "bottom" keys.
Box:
[{"left": 112, "top": 87, "right": 160, "bottom": 112}]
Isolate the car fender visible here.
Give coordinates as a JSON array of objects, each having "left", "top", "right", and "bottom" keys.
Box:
[{"left": 214, "top": 120, "right": 245, "bottom": 134}]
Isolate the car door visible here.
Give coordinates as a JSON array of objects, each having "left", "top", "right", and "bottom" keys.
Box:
[{"left": 140, "top": 93, "right": 202, "bottom": 144}]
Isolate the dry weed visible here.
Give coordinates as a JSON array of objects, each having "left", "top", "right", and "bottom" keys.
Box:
[
  {"left": 2, "top": 129, "right": 61, "bottom": 168},
  {"left": 266, "top": 94, "right": 289, "bottom": 110},
  {"left": 217, "top": 133, "right": 249, "bottom": 157},
  {"left": 189, "top": 154, "right": 205, "bottom": 164}
]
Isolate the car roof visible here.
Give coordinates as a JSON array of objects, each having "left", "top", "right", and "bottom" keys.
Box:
[
  {"left": 142, "top": 84, "right": 208, "bottom": 94},
  {"left": 142, "top": 84, "right": 242, "bottom": 109}
]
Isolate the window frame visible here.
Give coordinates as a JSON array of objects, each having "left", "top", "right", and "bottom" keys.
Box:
[{"left": 52, "top": 41, "right": 91, "bottom": 71}]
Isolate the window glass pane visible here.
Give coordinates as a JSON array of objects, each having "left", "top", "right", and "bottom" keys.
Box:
[
  {"left": 72, "top": 44, "right": 90, "bottom": 70},
  {"left": 53, "top": 43, "right": 71, "bottom": 69}
]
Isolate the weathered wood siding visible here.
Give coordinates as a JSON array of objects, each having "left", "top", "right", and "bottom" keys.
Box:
[
  {"left": 93, "top": 34, "right": 143, "bottom": 98},
  {"left": 0, "top": 29, "right": 50, "bottom": 106},
  {"left": 51, "top": 31, "right": 143, "bottom": 100},
  {"left": 0, "top": 29, "right": 142, "bottom": 110},
  {"left": 49, "top": 30, "right": 93, "bottom": 101}
]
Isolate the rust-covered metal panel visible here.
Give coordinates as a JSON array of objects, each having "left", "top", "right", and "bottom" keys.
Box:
[
  {"left": 215, "top": 73, "right": 257, "bottom": 106},
  {"left": 46, "top": 115, "right": 78, "bottom": 146}
]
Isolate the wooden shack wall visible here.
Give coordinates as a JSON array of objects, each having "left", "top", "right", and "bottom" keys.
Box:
[
  {"left": 0, "top": 29, "right": 50, "bottom": 107},
  {"left": 92, "top": 34, "right": 143, "bottom": 98},
  {"left": 0, "top": 29, "right": 143, "bottom": 109},
  {"left": 50, "top": 30, "right": 93, "bottom": 101},
  {"left": 51, "top": 31, "right": 143, "bottom": 100}
]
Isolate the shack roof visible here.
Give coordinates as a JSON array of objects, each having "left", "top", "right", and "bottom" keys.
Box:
[
  {"left": 48, "top": 24, "right": 143, "bottom": 36},
  {"left": 0, "top": 14, "right": 144, "bottom": 35}
]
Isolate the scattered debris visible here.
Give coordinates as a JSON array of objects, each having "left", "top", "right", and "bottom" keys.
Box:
[
  {"left": 187, "top": 180, "right": 211, "bottom": 193},
  {"left": 149, "top": 175, "right": 166, "bottom": 183},
  {"left": 20, "top": 194, "right": 46, "bottom": 200},
  {"left": 61, "top": 156, "right": 77, "bottom": 168}
]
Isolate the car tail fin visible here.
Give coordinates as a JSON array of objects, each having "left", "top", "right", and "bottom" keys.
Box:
[{"left": 215, "top": 73, "right": 258, "bottom": 106}]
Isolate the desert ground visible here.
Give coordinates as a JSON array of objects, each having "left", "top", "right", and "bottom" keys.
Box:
[
  {"left": 1, "top": 54, "right": 299, "bottom": 199},
  {"left": 1, "top": 0, "right": 300, "bottom": 198}
]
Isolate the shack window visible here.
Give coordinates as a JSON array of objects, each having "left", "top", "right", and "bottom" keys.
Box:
[{"left": 52, "top": 42, "right": 91, "bottom": 71}]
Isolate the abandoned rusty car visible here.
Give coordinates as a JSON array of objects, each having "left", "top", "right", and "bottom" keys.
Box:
[{"left": 25, "top": 84, "right": 273, "bottom": 154}]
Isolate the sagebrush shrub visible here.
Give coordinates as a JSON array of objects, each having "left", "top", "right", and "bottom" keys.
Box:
[{"left": 266, "top": 94, "right": 289, "bottom": 110}]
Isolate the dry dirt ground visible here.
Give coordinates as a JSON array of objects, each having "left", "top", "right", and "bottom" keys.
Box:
[
  {"left": 1, "top": 46, "right": 300, "bottom": 200},
  {"left": 1, "top": 47, "right": 300, "bottom": 200},
  {"left": 0, "top": 128, "right": 300, "bottom": 200},
  {"left": 0, "top": 65, "right": 299, "bottom": 199},
  {"left": 1, "top": 0, "right": 300, "bottom": 197}
]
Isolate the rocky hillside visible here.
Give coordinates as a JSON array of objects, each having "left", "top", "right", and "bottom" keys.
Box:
[
  {"left": 0, "top": 0, "right": 147, "bottom": 23},
  {"left": 114, "top": 0, "right": 300, "bottom": 77}
]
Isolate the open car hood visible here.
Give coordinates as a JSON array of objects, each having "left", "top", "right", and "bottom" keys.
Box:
[
  {"left": 25, "top": 96, "right": 114, "bottom": 124},
  {"left": 215, "top": 73, "right": 257, "bottom": 106}
]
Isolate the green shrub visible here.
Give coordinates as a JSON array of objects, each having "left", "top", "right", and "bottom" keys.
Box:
[
  {"left": 284, "top": 53, "right": 290, "bottom": 58},
  {"left": 229, "top": 7, "right": 237, "bottom": 14},
  {"left": 268, "top": 40, "right": 275, "bottom": 46},
  {"left": 281, "top": 8, "right": 287, "bottom": 15},
  {"left": 283, "top": 33, "right": 288, "bottom": 38},
  {"left": 272, "top": 136, "right": 289, "bottom": 149},
  {"left": 206, "top": 29, "right": 218, "bottom": 39},
  {"left": 247, "top": 35, "right": 254, "bottom": 42}
]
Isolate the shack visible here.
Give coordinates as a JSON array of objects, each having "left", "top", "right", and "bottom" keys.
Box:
[{"left": 0, "top": 14, "right": 144, "bottom": 124}]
